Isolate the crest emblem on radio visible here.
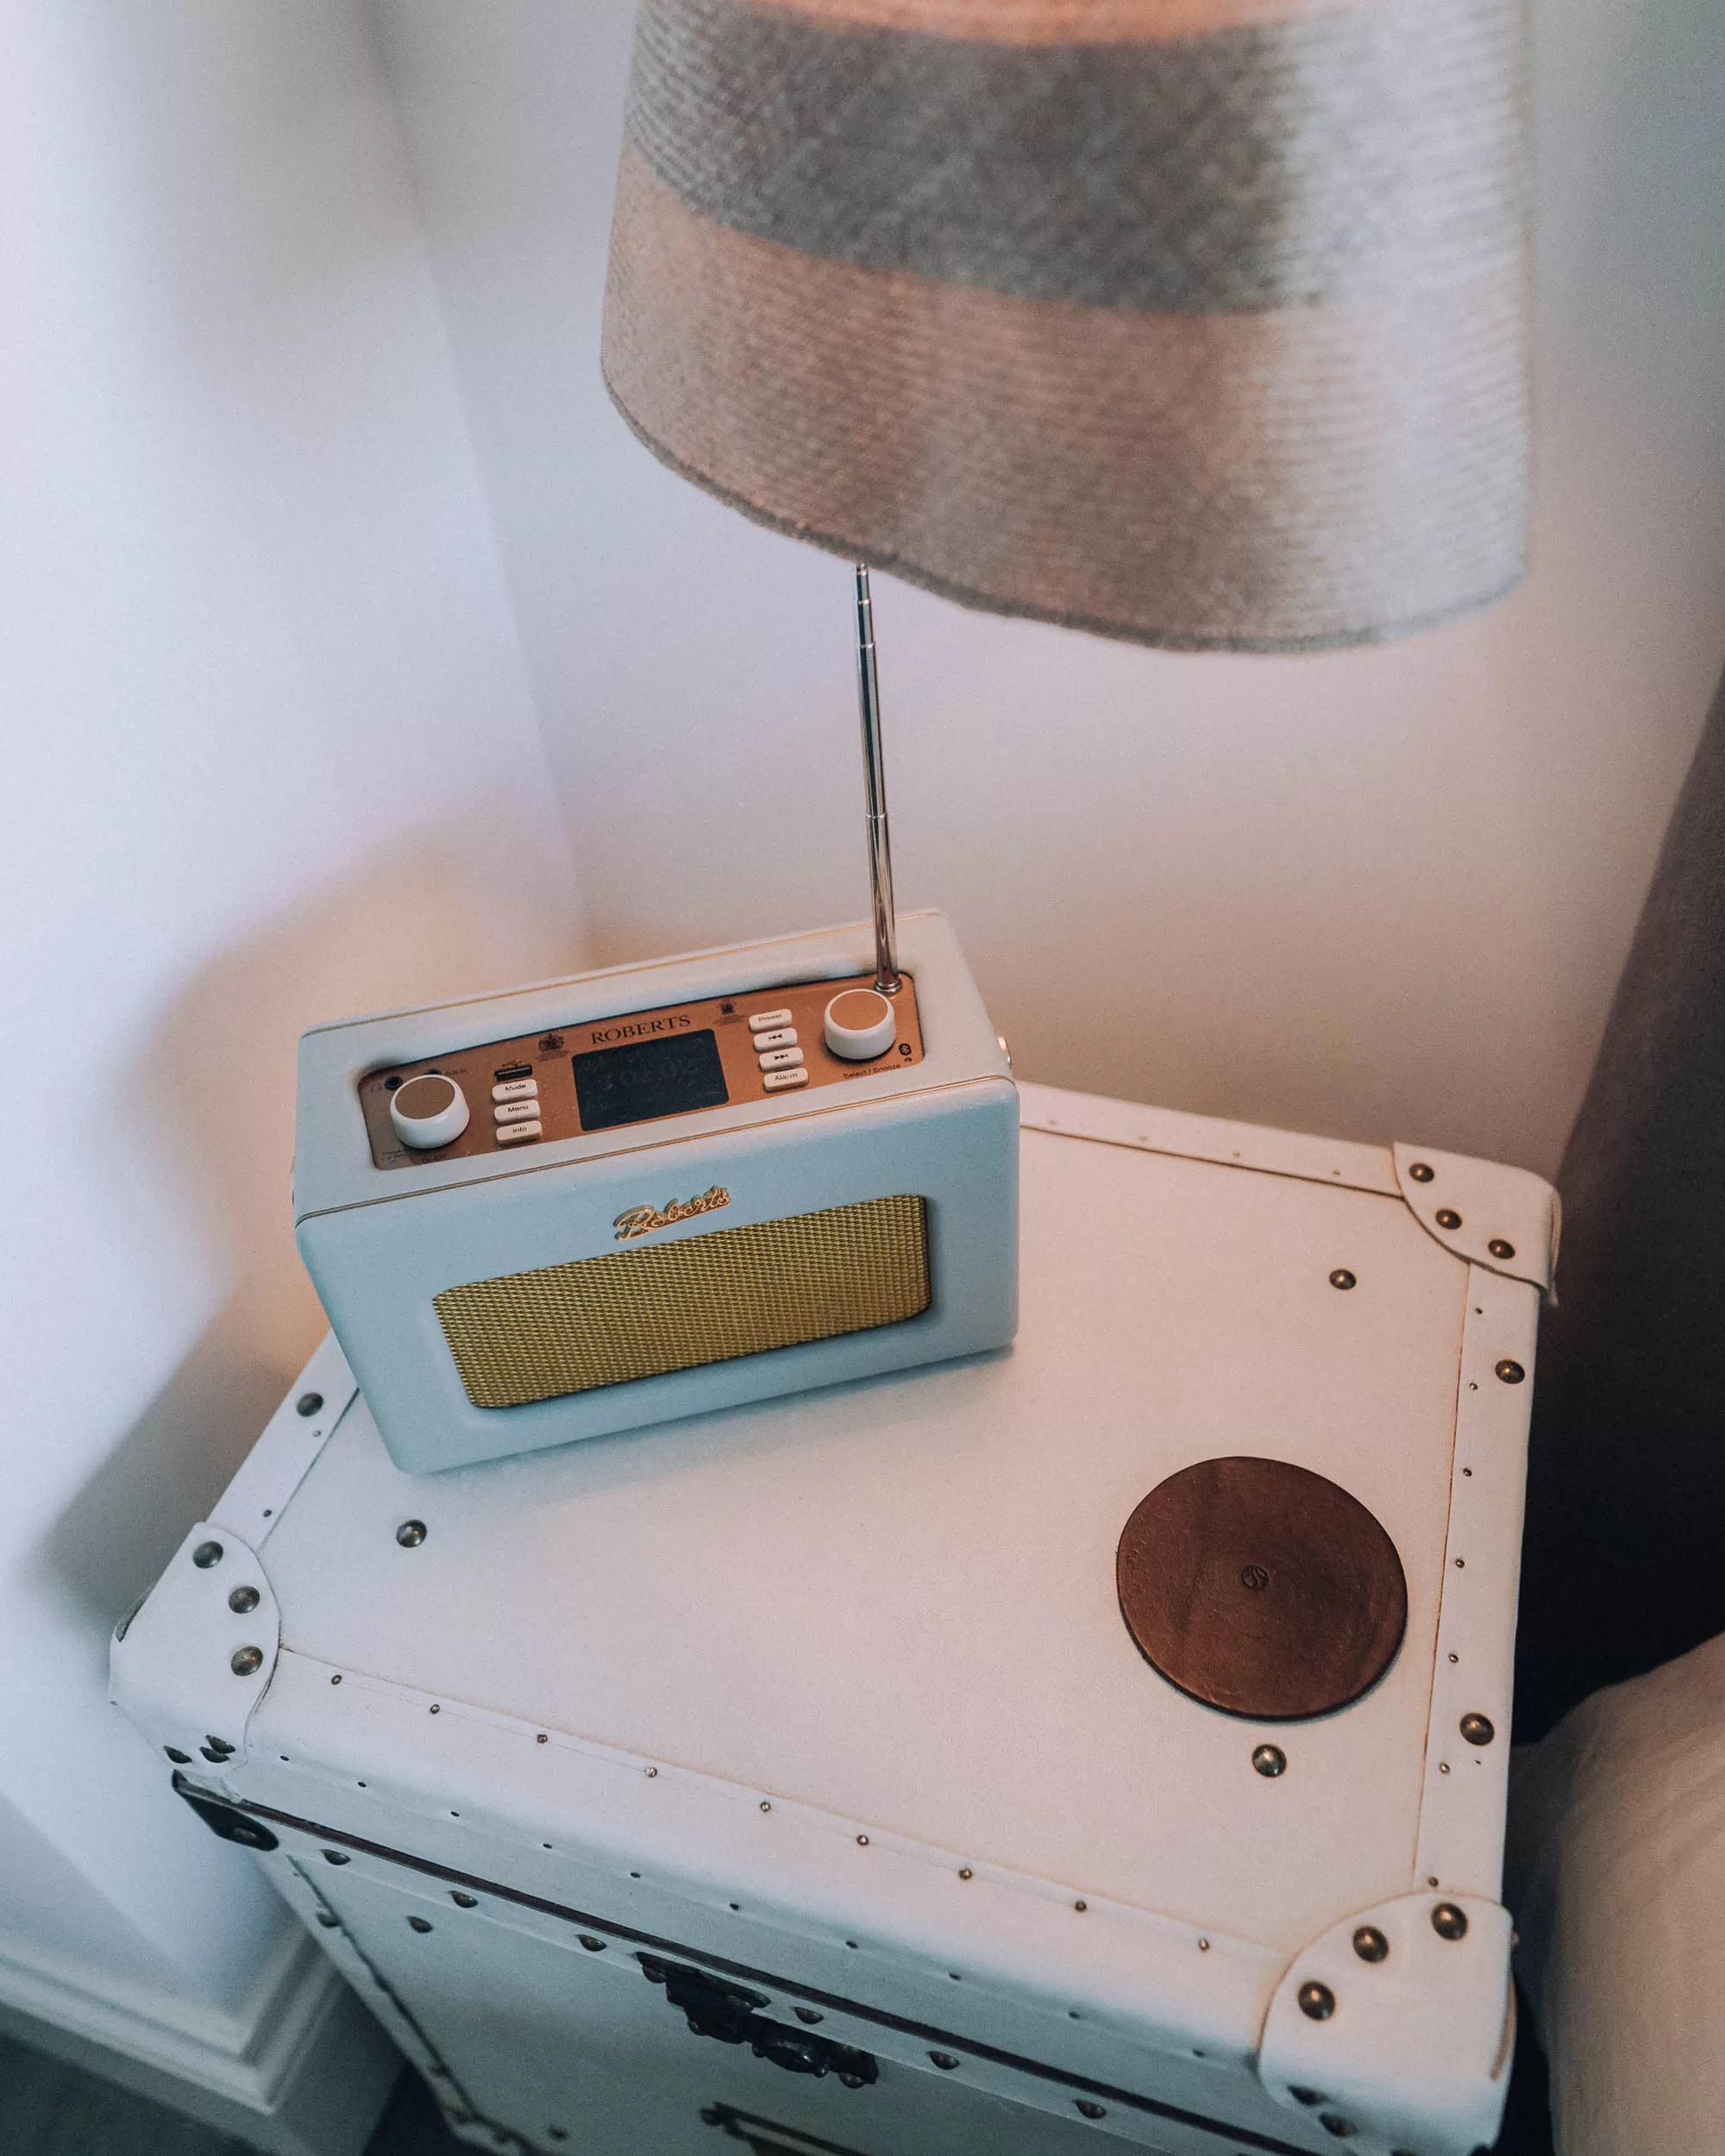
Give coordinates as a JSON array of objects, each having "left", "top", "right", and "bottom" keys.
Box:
[{"left": 612, "top": 1188, "right": 731, "bottom": 1241}]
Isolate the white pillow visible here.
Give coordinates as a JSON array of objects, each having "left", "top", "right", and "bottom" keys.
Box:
[{"left": 1507, "top": 1633, "right": 1725, "bottom": 2153}]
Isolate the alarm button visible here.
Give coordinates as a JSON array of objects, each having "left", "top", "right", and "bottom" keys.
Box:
[
  {"left": 389, "top": 1073, "right": 470, "bottom": 1150},
  {"left": 824, "top": 989, "right": 896, "bottom": 1062}
]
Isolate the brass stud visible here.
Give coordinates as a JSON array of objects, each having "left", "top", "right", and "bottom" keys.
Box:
[
  {"left": 1297, "top": 1981, "right": 1336, "bottom": 2021},
  {"left": 1320, "top": 2116, "right": 1358, "bottom": 2139},
  {"left": 1431, "top": 1902, "right": 1469, "bottom": 1941},
  {"left": 1252, "top": 1744, "right": 1288, "bottom": 1778},
  {"left": 228, "top": 1586, "right": 260, "bottom": 1614},
  {"left": 164, "top": 1746, "right": 191, "bottom": 1764},
  {"left": 296, "top": 1392, "right": 323, "bottom": 1416},
  {"left": 759, "top": 1801, "right": 771, "bottom": 1812},
  {"left": 408, "top": 1916, "right": 432, "bottom": 1933},
  {"left": 1460, "top": 1713, "right": 1496, "bottom": 1746},
  {"left": 1076, "top": 2100, "right": 1107, "bottom": 2120},
  {"left": 317, "top": 1910, "right": 339, "bottom": 1927},
  {"left": 1495, "top": 1360, "right": 1526, "bottom": 1384},
  {"left": 1408, "top": 1163, "right": 1435, "bottom": 1183},
  {"left": 1289, "top": 2088, "right": 1325, "bottom": 2108},
  {"left": 578, "top": 1934, "right": 605, "bottom": 1952},
  {"left": 1328, "top": 1269, "right": 1357, "bottom": 1290},
  {"left": 856, "top": 1834, "right": 869, "bottom": 1846},
  {"left": 794, "top": 2008, "right": 822, "bottom": 2025},
  {"left": 1073, "top": 1899, "right": 1088, "bottom": 1912},
  {"left": 396, "top": 1520, "right": 428, "bottom": 1548},
  {"left": 192, "top": 1541, "right": 223, "bottom": 1570},
  {"left": 930, "top": 2052, "right": 960, "bottom": 2071},
  {"left": 451, "top": 1892, "right": 478, "bottom": 1908},
  {"left": 1487, "top": 1238, "right": 1515, "bottom": 1260},
  {"left": 323, "top": 1850, "right": 349, "bottom": 1865},
  {"left": 1435, "top": 1208, "right": 1463, "bottom": 1230},
  {"left": 230, "top": 1645, "right": 264, "bottom": 1677},
  {"left": 1352, "top": 1926, "right": 1389, "bottom": 1963},
  {"left": 958, "top": 1867, "right": 973, "bottom": 1880}
]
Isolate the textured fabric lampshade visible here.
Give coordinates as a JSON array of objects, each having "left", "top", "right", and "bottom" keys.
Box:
[{"left": 602, "top": 0, "right": 1531, "bottom": 651}]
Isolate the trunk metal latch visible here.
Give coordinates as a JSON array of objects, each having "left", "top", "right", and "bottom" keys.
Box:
[{"left": 640, "top": 1957, "right": 879, "bottom": 2088}]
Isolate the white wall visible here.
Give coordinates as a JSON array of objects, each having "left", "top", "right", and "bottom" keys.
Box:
[
  {"left": 374, "top": 0, "right": 1725, "bottom": 1182},
  {"left": 0, "top": 2, "right": 581, "bottom": 2136}
]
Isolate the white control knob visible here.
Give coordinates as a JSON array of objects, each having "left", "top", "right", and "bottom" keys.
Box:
[
  {"left": 823, "top": 988, "right": 897, "bottom": 1062},
  {"left": 389, "top": 1072, "right": 470, "bottom": 1150}
]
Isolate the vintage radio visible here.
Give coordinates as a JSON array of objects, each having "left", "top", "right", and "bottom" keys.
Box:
[{"left": 292, "top": 577, "right": 1018, "bottom": 1475}]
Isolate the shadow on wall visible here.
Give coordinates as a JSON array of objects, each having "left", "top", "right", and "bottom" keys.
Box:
[{"left": 35, "top": 805, "right": 586, "bottom": 1637}]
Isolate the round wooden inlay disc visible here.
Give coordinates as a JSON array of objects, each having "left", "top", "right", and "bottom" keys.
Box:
[{"left": 1116, "top": 1457, "right": 1408, "bottom": 1720}]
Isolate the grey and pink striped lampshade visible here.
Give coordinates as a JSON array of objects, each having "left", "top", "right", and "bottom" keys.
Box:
[{"left": 602, "top": 0, "right": 1531, "bottom": 652}]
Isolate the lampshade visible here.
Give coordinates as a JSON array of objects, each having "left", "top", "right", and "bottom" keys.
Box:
[{"left": 602, "top": 0, "right": 1531, "bottom": 652}]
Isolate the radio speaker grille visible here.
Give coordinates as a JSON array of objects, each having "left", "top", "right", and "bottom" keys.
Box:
[{"left": 434, "top": 1194, "right": 931, "bottom": 1409}]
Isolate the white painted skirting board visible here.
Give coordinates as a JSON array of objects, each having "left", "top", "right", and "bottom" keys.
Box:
[{"left": 0, "top": 1916, "right": 401, "bottom": 2156}]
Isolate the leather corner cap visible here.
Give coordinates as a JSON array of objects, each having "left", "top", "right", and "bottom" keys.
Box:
[{"left": 1393, "top": 1144, "right": 1558, "bottom": 1298}]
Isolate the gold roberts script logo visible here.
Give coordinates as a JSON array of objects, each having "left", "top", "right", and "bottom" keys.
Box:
[{"left": 612, "top": 1187, "right": 731, "bottom": 1242}]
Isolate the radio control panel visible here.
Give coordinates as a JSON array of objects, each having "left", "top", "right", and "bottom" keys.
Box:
[{"left": 359, "top": 972, "right": 925, "bottom": 1170}]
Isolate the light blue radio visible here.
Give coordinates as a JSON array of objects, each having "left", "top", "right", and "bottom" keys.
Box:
[{"left": 293, "top": 912, "right": 1018, "bottom": 1474}]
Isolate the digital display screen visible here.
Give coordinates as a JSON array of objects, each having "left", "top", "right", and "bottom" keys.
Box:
[{"left": 572, "top": 1029, "right": 728, "bottom": 1132}]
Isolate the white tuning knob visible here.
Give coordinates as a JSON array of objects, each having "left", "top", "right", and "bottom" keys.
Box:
[
  {"left": 389, "top": 1072, "right": 470, "bottom": 1150},
  {"left": 823, "top": 988, "right": 897, "bottom": 1062}
]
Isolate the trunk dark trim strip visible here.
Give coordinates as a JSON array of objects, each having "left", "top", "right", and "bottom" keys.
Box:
[{"left": 180, "top": 1777, "right": 1308, "bottom": 2156}]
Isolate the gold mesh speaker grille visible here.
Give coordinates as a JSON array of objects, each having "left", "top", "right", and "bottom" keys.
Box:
[{"left": 435, "top": 1194, "right": 931, "bottom": 1410}]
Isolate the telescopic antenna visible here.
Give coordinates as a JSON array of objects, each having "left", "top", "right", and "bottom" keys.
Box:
[{"left": 853, "top": 564, "right": 901, "bottom": 995}]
